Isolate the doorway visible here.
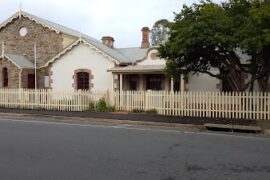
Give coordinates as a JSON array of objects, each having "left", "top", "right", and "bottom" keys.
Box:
[{"left": 28, "top": 74, "right": 35, "bottom": 89}]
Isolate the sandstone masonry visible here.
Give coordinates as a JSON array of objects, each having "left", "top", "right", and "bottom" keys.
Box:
[{"left": 0, "top": 16, "right": 76, "bottom": 88}]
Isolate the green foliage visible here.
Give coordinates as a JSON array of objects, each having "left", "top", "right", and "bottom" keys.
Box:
[
  {"left": 151, "top": 19, "right": 170, "bottom": 46},
  {"left": 159, "top": 0, "right": 270, "bottom": 91},
  {"left": 106, "top": 105, "right": 116, "bottom": 112},
  {"left": 132, "top": 109, "right": 158, "bottom": 114},
  {"left": 145, "top": 109, "right": 158, "bottom": 115},
  {"left": 97, "top": 98, "right": 107, "bottom": 112},
  {"left": 132, "top": 109, "right": 145, "bottom": 113},
  {"left": 88, "top": 101, "right": 96, "bottom": 111},
  {"left": 89, "top": 98, "right": 115, "bottom": 112}
]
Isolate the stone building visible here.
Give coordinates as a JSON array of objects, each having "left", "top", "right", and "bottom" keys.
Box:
[
  {"left": 0, "top": 11, "right": 77, "bottom": 89},
  {"left": 0, "top": 10, "right": 229, "bottom": 92}
]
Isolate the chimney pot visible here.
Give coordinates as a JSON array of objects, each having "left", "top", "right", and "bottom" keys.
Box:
[{"left": 101, "top": 36, "right": 115, "bottom": 48}]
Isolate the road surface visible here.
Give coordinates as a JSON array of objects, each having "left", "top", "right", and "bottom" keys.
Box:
[{"left": 0, "top": 118, "right": 269, "bottom": 180}]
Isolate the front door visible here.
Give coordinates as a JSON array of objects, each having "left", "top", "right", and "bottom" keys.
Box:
[{"left": 28, "top": 74, "right": 35, "bottom": 89}]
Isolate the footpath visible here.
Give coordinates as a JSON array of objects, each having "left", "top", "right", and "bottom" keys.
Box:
[{"left": 0, "top": 108, "right": 269, "bottom": 135}]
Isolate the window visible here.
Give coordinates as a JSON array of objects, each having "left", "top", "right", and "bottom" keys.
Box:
[
  {"left": 2, "top": 68, "right": 8, "bottom": 87},
  {"left": 19, "top": 27, "right": 28, "bottom": 37},
  {"left": 129, "top": 75, "right": 138, "bottom": 90},
  {"left": 77, "top": 72, "right": 89, "bottom": 90},
  {"left": 147, "top": 75, "right": 162, "bottom": 90}
]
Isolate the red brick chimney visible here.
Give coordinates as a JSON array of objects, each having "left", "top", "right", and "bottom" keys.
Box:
[
  {"left": 101, "top": 36, "right": 115, "bottom": 48},
  {"left": 141, "top": 27, "right": 150, "bottom": 48}
]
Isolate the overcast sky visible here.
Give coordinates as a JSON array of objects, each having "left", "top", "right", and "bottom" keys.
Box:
[{"left": 0, "top": 0, "right": 221, "bottom": 48}]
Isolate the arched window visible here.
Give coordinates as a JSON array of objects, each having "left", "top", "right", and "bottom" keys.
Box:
[
  {"left": 77, "top": 72, "right": 89, "bottom": 90},
  {"left": 2, "top": 68, "right": 8, "bottom": 87}
]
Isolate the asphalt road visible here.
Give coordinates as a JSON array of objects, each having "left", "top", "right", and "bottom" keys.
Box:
[{"left": 0, "top": 118, "right": 269, "bottom": 180}]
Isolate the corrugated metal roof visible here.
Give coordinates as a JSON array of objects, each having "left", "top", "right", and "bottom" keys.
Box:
[
  {"left": 115, "top": 47, "right": 151, "bottom": 63},
  {"left": 22, "top": 11, "right": 81, "bottom": 37},
  {"left": 108, "top": 65, "right": 165, "bottom": 73},
  {"left": 5, "top": 53, "right": 35, "bottom": 69},
  {"left": 22, "top": 12, "right": 132, "bottom": 63},
  {"left": 82, "top": 34, "right": 131, "bottom": 63}
]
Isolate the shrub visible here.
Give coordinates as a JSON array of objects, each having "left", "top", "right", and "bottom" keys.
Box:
[
  {"left": 97, "top": 98, "right": 107, "bottom": 112},
  {"left": 88, "top": 98, "right": 115, "bottom": 112},
  {"left": 132, "top": 109, "right": 144, "bottom": 113},
  {"left": 146, "top": 109, "right": 158, "bottom": 114},
  {"left": 89, "top": 101, "right": 96, "bottom": 111},
  {"left": 107, "top": 105, "right": 116, "bottom": 112}
]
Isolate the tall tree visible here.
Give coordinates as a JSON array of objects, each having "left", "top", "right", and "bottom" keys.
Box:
[
  {"left": 159, "top": 0, "right": 270, "bottom": 91},
  {"left": 151, "top": 19, "right": 169, "bottom": 46}
]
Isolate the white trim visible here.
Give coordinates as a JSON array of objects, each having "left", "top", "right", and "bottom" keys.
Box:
[
  {"left": 133, "top": 47, "right": 158, "bottom": 64},
  {"left": 40, "top": 40, "right": 81, "bottom": 68},
  {"left": 19, "top": 68, "right": 23, "bottom": 88},
  {"left": 0, "top": 12, "right": 60, "bottom": 33},
  {"left": 34, "top": 42, "right": 37, "bottom": 90},
  {"left": 120, "top": 74, "right": 123, "bottom": 91},
  {"left": 2, "top": 54, "right": 22, "bottom": 68},
  {"left": 40, "top": 39, "right": 120, "bottom": 68},
  {"left": 1, "top": 41, "right": 4, "bottom": 58},
  {"left": 170, "top": 77, "right": 174, "bottom": 92},
  {"left": 19, "top": 2, "right": 22, "bottom": 19},
  {"left": 81, "top": 39, "right": 119, "bottom": 65},
  {"left": 1, "top": 54, "right": 34, "bottom": 69},
  {"left": 107, "top": 69, "right": 164, "bottom": 73}
]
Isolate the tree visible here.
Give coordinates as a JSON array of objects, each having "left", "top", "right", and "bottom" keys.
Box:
[
  {"left": 226, "top": 0, "right": 270, "bottom": 91},
  {"left": 151, "top": 19, "right": 169, "bottom": 46},
  {"left": 158, "top": 0, "right": 270, "bottom": 91}
]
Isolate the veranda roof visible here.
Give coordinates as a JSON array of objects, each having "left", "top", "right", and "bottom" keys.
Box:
[
  {"left": 108, "top": 65, "right": 166, "bottom": 73},
  {"left": 4, "top": 53, "right": 35, "bottom": 69}
]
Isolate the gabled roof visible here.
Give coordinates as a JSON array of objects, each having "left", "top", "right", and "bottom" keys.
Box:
[
  {"left": 82, "top": 34, "right": 131, "bottom": 63},
  {"left": 0, "top": 11, "right": 153, "bottom": 65},
  {"left": 2, "top": 53, "right": 35, "bottom": 69},
  {"left": 42, "top": 39, "right": 126, "bottom": 68},
  {"left": 0, "top": 11, "right": 60, "bottom": 33},
  {"left": 116, "top": 47, "right": 152, "bottom": 63}
]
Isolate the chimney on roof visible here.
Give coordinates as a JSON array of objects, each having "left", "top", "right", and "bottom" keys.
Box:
[
  {"left": 101, "top": 36, "right": 114, "bottom": 48},
  {"left": 141, "top": 27, "right": 150, "bottom": 48}
]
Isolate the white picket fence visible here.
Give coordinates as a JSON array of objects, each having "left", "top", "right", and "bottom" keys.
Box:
[
  {"left": 0, "top": 89, "right": 108, "bottom": 111},
  {"left": 0, "top": 89, "right": 269, "bottom": 120},
  {"left": 112, "top": 91, "right": 270, "bottom": 120}
]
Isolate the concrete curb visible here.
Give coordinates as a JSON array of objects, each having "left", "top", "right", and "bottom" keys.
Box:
[
  {"left": 0, "top": 112, "right": 268, "bottom": 136},
  {"left": 0, "top": 112, "right": 203, "bottom": 131}
]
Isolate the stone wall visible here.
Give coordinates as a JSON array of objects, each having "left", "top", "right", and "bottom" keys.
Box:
[
  {"left": 0, "top": 16, "right": 78, "bottom": 89},
  {"left": 37, "top": 67, "right": 50, "bottom": 88},
  {"left": 0, "top": 17, "right": 65, "bottom": 66},
  {"left": 0, "top": 58, "right": 20, "bottom": 88}
]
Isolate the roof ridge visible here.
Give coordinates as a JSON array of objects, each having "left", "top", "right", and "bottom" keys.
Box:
[
  {"left": 20, "top": 11, "right": 132, "bottom": 62},
  {"left": 116, "top": 47, "right": 141, "bottom": 50},
  {"left": 21, "top": 11, "right": 79, "bottom": 36}
]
